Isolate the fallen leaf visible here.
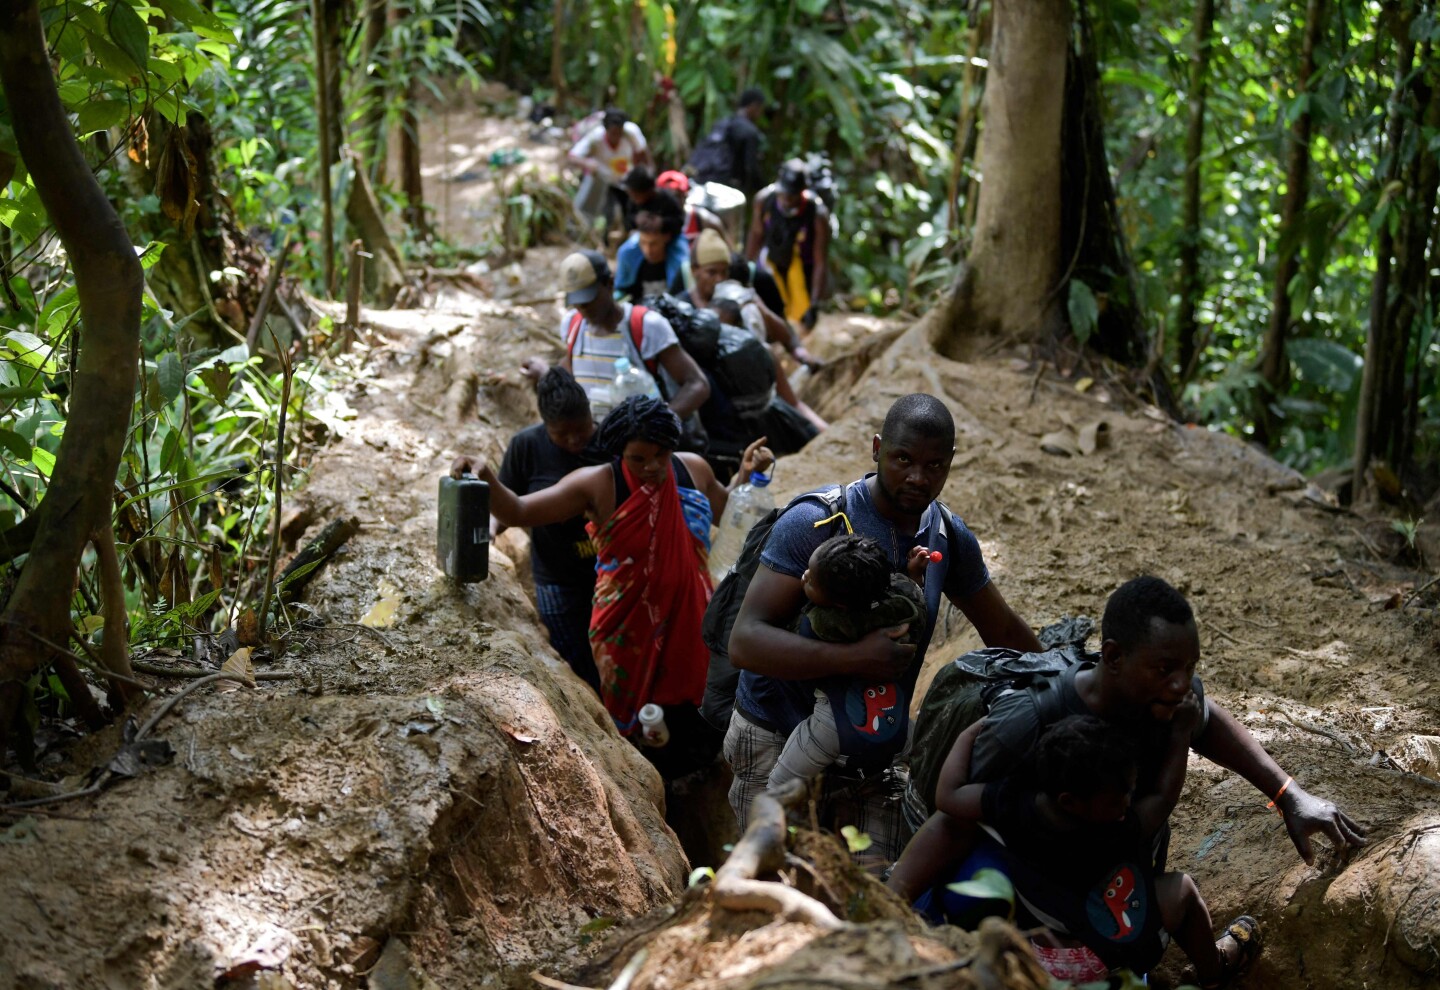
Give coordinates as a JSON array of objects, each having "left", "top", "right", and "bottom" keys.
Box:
[
  {"left": 222, "top": 647, "right": 256, "bottom": 687},
  {"left": 1074, "top": 376, "right": 1094, "bottom": 393},
  {"left": 500, "top": 723, "right": 538, "bottom": 744}
]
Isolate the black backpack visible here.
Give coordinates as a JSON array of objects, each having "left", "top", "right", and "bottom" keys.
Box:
[
  {"left": 698, "top": 484, "right": 848, "bottom": 731},
  {"left": 689, "top": 119, "right": 736, "bottom": 184},
  {"left": 905, "top": 645, "right": 1092, "bottom": 826}
]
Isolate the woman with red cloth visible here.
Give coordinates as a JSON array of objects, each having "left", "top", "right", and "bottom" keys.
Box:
[{"left": 451, "top": 397, "right": 771, "bottom": 756}]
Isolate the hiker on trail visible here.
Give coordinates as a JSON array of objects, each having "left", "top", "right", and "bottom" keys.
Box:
[
  {"left": 887, "top": 576, "right": 1367, "bottom": 951},
  {"left": 523, "top": 250, "right": 709, "bottom": 419},
  {"left": 450, "top": 398, "right": 772, "bottom": 761},
  {"left": 655, "top": 170, "right": 730, "bottom": 250},
  {"left": 689, "top": 88, "right": 766, "bottom": 198},
  {"left": 765, "top": 534, "right": 934, "bottom": 792},
  {"left": 722, "top": 394, "right": 1041, "bottom": 859},
  {"left": 569, "top": 109, "right": 651, "bottom": 230},
  {"left": 687, "top": 232, "right": 824, "bottom": 377},
  {"left": 614, "top": 210, "right": 690, "bottom": 302},
  {"left": 941, "top": 712, "right": 1264, "bottom": 987},
  {"left": 620, "top": 166, "right": 685, "bottom": 235},
  {"left": 745, "top": 159, "right": 830, "bottom": 330},
  {"left": 494, "top": 368, "right": 603, "bottom": 694}
]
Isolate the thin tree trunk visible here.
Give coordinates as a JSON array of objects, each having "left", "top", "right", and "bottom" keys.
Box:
[
  {"left": 551, "top": 0, "right": 567, "bottom": 103},
  {"left": 931, "top": 0, "right": 1069, "bottom": 355},
  {"left": 1353, "top": 20, "right": 1417, "bottom": 499},
  {"left": 0, "top": 0, "right": 144, "bottom": 736},
  {"left": 345, "top": 152, "right": 406, "bottom": 303},
  {"left": 1176, "top": 0, "right": 1217, "bottom": 381},
  {"left": 399, "top": 78, "right": 427, "bottom": 240},
  {"left": 359, "top": 0, "right": 390, "bottom": 179},
  {"left": 946, "top": 25, "right": 983, "bottom": 236},
  {"left": 1379, "top": 47, "right": 1438, "bottom": 470},
  {"left": 311, "top": 0, "right": 336, "bottom": 297},
  {"left": 1255, "top": 0, "right": 1327, "bottom": 447}
]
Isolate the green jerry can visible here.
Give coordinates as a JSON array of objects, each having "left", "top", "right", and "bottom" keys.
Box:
[{"left": 437, "top": 473, "right": 489, "bottom": 582}]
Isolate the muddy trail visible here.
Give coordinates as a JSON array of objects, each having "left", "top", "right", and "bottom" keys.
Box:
[{"left": 3, "top": 100, "right": 1439, "bottom": 989}]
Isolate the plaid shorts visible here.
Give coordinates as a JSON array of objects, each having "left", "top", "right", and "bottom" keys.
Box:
[{"left": 723, "top": 709, "right": 913, "bottom": 868}]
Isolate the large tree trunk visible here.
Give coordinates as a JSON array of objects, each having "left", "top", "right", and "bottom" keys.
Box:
[
  {"left": 1353, "top": 16, "right": 1418, "bottom": 499},
  {"left": 931, "top": 0, "right": 1069, "bottom": 356},
  {"left": 1175, "top": 0, "right": 1216, "bottom": 380},
  {"left": 0, "top": 0, "right": 144, "bottom": 738},
  {"left": 1254, "top": 0, "right": 1327, "bottom": 447}
]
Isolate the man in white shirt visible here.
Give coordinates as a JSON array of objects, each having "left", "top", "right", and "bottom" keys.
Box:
[
  {"left": 569, "top": 110, "right": 652, "bottom": 229},
  {"left": 525, "top": 251, "right": 709, "bottom": 421}
]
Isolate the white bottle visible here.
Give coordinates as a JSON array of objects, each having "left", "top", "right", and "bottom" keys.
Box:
[
  {"left": 612, "top": 356, "right": 662, "bottom": 403},
  {"left": 638, "top": 703, "right": 670, "bottom": 747},
  {"left": 708, "top": 470, "right": 775, "bottom": 582}
]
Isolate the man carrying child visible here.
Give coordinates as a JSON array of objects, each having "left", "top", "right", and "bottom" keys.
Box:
[{"left": 724, "top": 393, "right": 1041, "bottom": 859}]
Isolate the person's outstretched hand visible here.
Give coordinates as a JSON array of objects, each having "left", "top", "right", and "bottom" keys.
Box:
[
  {"left": 449, "top": 454, "right": 490, "bottom": 480},
  {"left": 520, "top": 357, "right": 549, "bottom": 384},
  {"left": 738, "top": 436, "right": 775, "bottom": 479},
  {"left": 1277, "top": 784, "right": 1368, "bottom": 865}
]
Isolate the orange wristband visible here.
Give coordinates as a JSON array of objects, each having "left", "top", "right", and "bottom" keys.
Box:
[{"left": 1266, "top": 776, "right": 1292, "bottom": 812}]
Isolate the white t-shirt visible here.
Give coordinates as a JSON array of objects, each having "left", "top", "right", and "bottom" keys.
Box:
[
  {"left": 570, "top": 122, "right": 648, "bottom": 183},
  {"left": 559, "top": 303, "right": 676, "bottom": 403}
]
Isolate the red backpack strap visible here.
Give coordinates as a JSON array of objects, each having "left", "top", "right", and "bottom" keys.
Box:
[
  {"left": 565, "top": 311, "right": 585, "bottom": 356},
  {"left": 628, "top": 305, "right": 658, "bottom": 376}
]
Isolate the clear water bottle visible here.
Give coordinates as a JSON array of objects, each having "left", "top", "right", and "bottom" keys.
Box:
[
  {"left": 708, "top": 470, "right": 774, "bottom": 582},
  {"left": 612, "top": 356, "right": 661, "bottom": 403},
  {"left": 589, "top": 381, "right": 615, "bottom": 423},
  {"left": 638, "top": 703, "right": 670, "bottom": 747}
]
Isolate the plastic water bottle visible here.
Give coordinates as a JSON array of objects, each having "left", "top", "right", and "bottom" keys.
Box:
[
  {"left": 708, "top": 470, "right": 775, "bottom": 582},
  {"left": 612, "top": 356, "right": 661, "bottom": 402},
  {"left": 588, "top": 381, "right": 615, "bottom": 423},
  {"left": 638, "top": 703, "right": 670, "bottom": 747}
]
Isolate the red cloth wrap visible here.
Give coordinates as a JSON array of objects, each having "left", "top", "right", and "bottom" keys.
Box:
[{"left": 587, "top": 462, "right": 712, "bottom": 733}]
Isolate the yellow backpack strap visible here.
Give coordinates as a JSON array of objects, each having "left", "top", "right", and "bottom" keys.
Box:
[{"left": 811, "top": 511, "right": 853, "bottom": 535}]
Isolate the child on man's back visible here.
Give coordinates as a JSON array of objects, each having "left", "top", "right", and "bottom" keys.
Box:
[
  {"left": 765, "top": 533, "right": 935, "bottom": 791},
  {"left": 941, "top": 712, "right": 1262, "bottom": 987}
]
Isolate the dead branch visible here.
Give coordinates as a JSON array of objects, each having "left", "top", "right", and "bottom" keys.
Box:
[
  {"left": 276, "top": 516, "right": 361, "bottom": 601},
  {"left": 712, "top": 779, "right": 845, "bottom": 931}
]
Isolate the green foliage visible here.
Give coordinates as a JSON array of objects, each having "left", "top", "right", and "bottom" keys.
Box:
[{"left": 945, "top": 867, "right": 1015, "bottom": 921}]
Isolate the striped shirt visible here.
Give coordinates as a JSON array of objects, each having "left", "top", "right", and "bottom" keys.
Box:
[{"left": 559, "top": 303, "right": 678, "bottom": 403}]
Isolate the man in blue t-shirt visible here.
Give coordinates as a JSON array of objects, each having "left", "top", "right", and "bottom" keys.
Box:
[{"left": 725, "top": 394, "right": 1043, "bottom": 859}]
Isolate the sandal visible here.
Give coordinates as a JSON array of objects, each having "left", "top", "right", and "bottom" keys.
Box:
[{"left": 1201, "top": 914, "right": 1262, "bottom": 989}]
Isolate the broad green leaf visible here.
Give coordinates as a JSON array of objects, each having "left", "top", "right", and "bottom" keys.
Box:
[
  {"left": 107, "top": 1, "right": 149, "bottom": 74},
  {"left": 0, "top": 385, "right": 45, "bottom": 401},
  {"left": 946, "top": 867, "right": 1015, "bottom": 906},
  {"left": 159, "top": 426, "right": 182, "bottom": 474},
  {"left": 152, "top": 0, "right": 232, "bottom": 39},
  {"left": 1101, "top": 67, "right": 1168, "bottom": 96},
  {"left": 1289, "top": 338, "right": 1362, "bottom": 393},
  {"left": 1067, "top": 279, "right": 1100, "bottom": 346},
  {"left": 3, "top": 331, "right": 58, "bottom": 373},
  {"left": 0, "top": 428, "right": 31, "bottom": 460},
  {"left": 0, "top": 194, "right": 43, "bottom": 243},
  {"left": 198, "top": 364, "right": 234, "bottom": 405},
  {"left": 75, "top": 100, "right": 131, "bottom": 137},
  {"left": 28, "top": 446, "right": 55, "bottom": 477},
  {"left": 157, "top": 351, "right": 185, "bottom": 404}
]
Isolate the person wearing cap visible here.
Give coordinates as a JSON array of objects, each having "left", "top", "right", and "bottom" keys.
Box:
[
  {"left": 687, "top": 231, "right": 822, "bottom": 373},
  {"left": 746, "top": 160, "right": 830, "bottom": 331},
  {"left": 569, "top": 109, "right": 652, "bottom": 229},
  {"left": 689, "top": 88, "right": 767, "bottom": 198},
  {"left": 532, "top": 250, "right": 709, "bottom": 419},
  {"left": 620, "top": 166, "right": 685, "bottom": 235}
]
